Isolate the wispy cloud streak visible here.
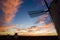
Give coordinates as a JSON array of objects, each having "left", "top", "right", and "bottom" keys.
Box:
[{"left": 0, "top": 0, "right": 23, "bottom": 31}]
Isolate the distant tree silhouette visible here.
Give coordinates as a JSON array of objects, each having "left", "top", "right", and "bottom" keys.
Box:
[{"left": 14, "top": 33, "right": 19, "bottom": 40}]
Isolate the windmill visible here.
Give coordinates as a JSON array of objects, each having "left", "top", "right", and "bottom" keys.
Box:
[
  {"left": 29, "top": 0, "right": 60, "bottom": 39},
  {"left": 28, "top": 0, "right": 55, "bottom": 18},
  {"left": 28, "top": 0, "right": 56, "bottom": 24}
]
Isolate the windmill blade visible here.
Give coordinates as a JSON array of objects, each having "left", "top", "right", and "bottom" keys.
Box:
[{"left": 28, "top": 10, "right": 48, "bottom": 18}]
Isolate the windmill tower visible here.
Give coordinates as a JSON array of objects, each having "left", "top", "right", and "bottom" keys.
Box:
[{"left": 49, "top": 0, "right": 60, "bottom": 39}]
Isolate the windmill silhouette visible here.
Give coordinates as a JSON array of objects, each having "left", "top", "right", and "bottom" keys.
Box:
[
  {"left": 28, "top": 0, "right": 55, "bottom": 18},
  {"left": 29, "top": 0, "right": 60, "bottom": 39}
]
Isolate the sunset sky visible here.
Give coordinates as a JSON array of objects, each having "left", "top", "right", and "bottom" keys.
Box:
[
  {"left": 12, "top": 0, "right": 53, "bottom": 28},
  {"left": 0, "top": 0, "right": 55, "bottom": 32}
]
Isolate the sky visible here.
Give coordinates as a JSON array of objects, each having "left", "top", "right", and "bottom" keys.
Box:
[
  {"left": 0, "top": 0, "right": 54, "bottom": 29},
  {"left": 13, "top": 0, "right": 53, "bottom": 28}
]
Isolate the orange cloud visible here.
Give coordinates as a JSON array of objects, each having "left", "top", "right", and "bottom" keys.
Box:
[
  {"left": 42, "top": 22, "right": 53, "bottom": 28},
  {"left": 37, "top": 14, "right": 48, "bottom": 23},
  {"left": 0, "top": 0, "right": 23, "bottom": 32},
  {"left": 0, "top": 18, "right": 3, "bottom": 27},
  {"left": 0, "top": 25, "right": 16, "bottom": 32},
  {"left": 1, "top": 0, "right": 23, "bottom": 23}
]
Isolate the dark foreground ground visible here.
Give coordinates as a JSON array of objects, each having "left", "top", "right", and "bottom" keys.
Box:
[{"left": 0, "top": 35, "right": 59, "bottom": 40}]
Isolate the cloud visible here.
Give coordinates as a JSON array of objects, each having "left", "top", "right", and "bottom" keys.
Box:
[
  {"left": 41, "top": 22, "right": 54, "bottom": 28},
  {"left": 0, "top": 25, "right": 16, "bottom": 32},
  {"left": 0, "top": 0, "right": 23, "bottom": 32},
  {"left": 36, "top": 13, "right": 48, "bottom": 23},
  {"left": 1, "top": 0, "right": 23, "bottom": 23}
]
